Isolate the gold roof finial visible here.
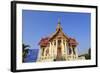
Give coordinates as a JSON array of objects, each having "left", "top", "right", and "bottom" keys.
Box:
[
  {"left": 58, "top": 17, "right": 61, "bottom": 24},
  {"left": 56, "top": 17, "right": 62, "bottom": 31}
]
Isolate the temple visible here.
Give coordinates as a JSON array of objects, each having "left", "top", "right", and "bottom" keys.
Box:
[{"left": 37, "top": 19, "right": 85, "bottom": 62}]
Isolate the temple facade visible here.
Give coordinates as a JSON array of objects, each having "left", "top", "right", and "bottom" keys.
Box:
[{"left": 37, "top": 19, "right": 85, "bottom": 62}]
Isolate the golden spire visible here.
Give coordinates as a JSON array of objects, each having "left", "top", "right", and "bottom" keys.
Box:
[
  {"left": 58, "top": 17, "right": 61, "bottom": 24},
  {"left": 56, "top": 17, "right": 62, "bottom": 31}
]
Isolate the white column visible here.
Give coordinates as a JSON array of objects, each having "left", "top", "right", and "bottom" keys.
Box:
[
  {"left": 37, "top": 48, "right": 42, "bottom": 61},
  {"left": 44, "top": 47, "right": 48, "bottom": 57},
  {"left": 67, "top": 44, "right": 69, "bottom": 55},
  {"left": 65, "top": 41, "right": 67, "bottom": 56},
  {"left": 51, "top": 42, "right": 52, "bottom": 57},
  {"left": 51, "top": 42, "right": 53, "bottom": 57},
  {"left": 75, "top": 47, "right": 78, "bottom": 58},
  {"left": 49, "top": 42, "right": 52, "bottom": 57},
  {"left": 71, "top": 46, "right": 73, "bottom": 55},
  {"left": 71, "top": 46, "right": 74, "bottom": 59},
  {"left": 52, "top": 41, "right": 54, "bottom": 57},
  {"left": 63, "top": 40, "right": 66, "bottom": 59},
  {"left": 55, "top": 39, "right": 58, "bottom": 58},
  {"left": 61, "top": 39, "right": 64, "bottom": 55},
  {"left": 43, "top": 48, "right": 46, "bottom": 57}
]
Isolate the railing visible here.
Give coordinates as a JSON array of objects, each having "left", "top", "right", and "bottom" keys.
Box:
[
  {"left": 62, "top": 55, "right": 79, "bottom": 60},
  {"left": 38, "top": 55, "right": 85, "bottom": 61},
  {"left": 40, "top": 56, "right": 53, "bottom": 60}
]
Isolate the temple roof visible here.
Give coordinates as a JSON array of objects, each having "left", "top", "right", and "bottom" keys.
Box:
[
  {"left": 68, "top": 38, "right": 78, "bottom": 46},
  {"left": 39, "top": 37, "right": 78, "bottom": 47},
  {"left": 39, "top": 37, "right": 49, "bottom": 47},
  {"left": 49, "top": 19, "right": 69, "bottom": 41},
  {"left": 56, "top": 18, "right": 62, "bottom": 31},
  {"left": 39, "top": 19, "right": 78, "bottom": 47}
]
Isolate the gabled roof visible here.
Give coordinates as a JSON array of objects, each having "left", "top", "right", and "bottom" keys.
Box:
[
  {"left": 49, "top": 29, "right": 69, "bottom": 41},
  {"left": 39, "top": 37, "right": 78, "bottom": 47},
  {"left": 38, "top": 19, "right": 78, "bottom": 47},
  {"left": 38, "top": 37, "right": 49, "bottom": 47},
  {"left": 68, "top": 38, "right": 78, "bottom": 46},
  {"left": 49, "top": 19, "right": 69, "bottom": 41}
]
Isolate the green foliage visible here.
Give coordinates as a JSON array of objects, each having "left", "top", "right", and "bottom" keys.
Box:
[
  {"left": 88, "top": 48, "right": 91, "bottom": 59},
  {"left": 84, "top": 54, "right": 90, "bottom": 59},
  {"left": 22, "top": 44, "right": 30, "bottom": 62},
  {"left": 79, "top": 48, "right": 91, "bottom": 60}
]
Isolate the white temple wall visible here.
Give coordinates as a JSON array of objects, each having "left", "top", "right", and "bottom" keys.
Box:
[{"left": 37, "top": 40, "right": 84, "bottom": 62}]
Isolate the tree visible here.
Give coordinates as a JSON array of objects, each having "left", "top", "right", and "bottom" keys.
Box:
[
  {"left": 88, "top": 48, "right": 91, "bottom": 59},
  {"left": 84, "top": 48, "right": 91, "bottom": 59},
  {"left": 22, "top": 44, "right": 30, "bottom": 62},
  {"left": 79, "top": 48, "right": 91, "bottom": 60}
]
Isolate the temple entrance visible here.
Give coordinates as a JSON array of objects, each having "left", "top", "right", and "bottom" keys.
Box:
[{"left": 56, "top": 47, "right": 62, "bottom": 61}]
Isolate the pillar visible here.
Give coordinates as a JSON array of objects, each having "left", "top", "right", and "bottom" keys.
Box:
[
  {"left": 37, "top": 47, "right": 42, "bottom": 61},
  {"left": 55, "top": 39, "right": 58, "bottom": 58},
  {"left": 71, "top": 46, "right": 74, "bottom": 59},
  {"left": 44, "top": 48, "right": 46, "bottom": 57},
  {"left": 49, "top": 42, "right": 52, "bottom": 57},
  {"left": 51, "top": 41, "right": 54, "bottom": 57},
  {"left": 75, "top": 47, "right": 78, "bottom": 58},
  {"left": 65, "top": 40, "right": 67, "bottom": 56},
  {"left": 61, "top": 39, "right": 64, "bottom": 55},
  {"left": 52, "top": 41, "right": 54, "bottom": 57}
]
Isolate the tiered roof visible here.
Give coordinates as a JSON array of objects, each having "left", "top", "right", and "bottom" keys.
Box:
[
  {"left": 39, "top": 19, "right": 78, "bottom": 47},
  {"left": 39, "top": 37, "right": 78, "bottom": 47}
]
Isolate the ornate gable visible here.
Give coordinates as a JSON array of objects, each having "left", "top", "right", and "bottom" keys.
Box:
[
  {"left": 38, "top": 18, "right": 78, "bottom": 47},
  {"left": 49, "top": 19, "right": 68, "bottom": 41}
]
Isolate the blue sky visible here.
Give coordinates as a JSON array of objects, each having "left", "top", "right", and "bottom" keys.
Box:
[{"left": 22, "top": 10, "right": 91, "bottom": 54}]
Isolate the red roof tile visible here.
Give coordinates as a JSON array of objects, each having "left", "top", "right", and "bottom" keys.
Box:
[
  {"left": 68, "top": 38, "right": 78, "bottom": 45},
  {"left": 39, "top": 37, "right": 49, "bottom": 47}
]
